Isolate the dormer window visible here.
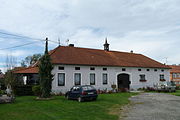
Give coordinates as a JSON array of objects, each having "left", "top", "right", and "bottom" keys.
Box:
[
  {"left": 103, "top": 68, "right": 107, "bottom": 71},
  {"left": 90, "top": 67, "right": 95, "bottom": 70},
  {"left": 75, "top": 67, "right": 80, "bottom": 70},
  {"left": 122, "top": 68, "right": 126, "bottom": 71},
  {"left": 58, "top": 66, "right": 64, "bottom": 70}
]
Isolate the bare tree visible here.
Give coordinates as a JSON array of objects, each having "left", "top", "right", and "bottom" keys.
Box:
[
  {"left": 4, "top": 55, "right": 18, "bottom": 94},
  {"left": 6, "top": 55, "right": 17, "bottom": 71}
]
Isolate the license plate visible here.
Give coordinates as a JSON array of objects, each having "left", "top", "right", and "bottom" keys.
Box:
[{"left": 88, "top": 92, "right": 94, "bottom": 95}]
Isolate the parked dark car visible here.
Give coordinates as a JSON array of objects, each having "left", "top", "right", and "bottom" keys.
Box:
[{"left": 65, "top": 85, "right": 98, "bottom": 102}]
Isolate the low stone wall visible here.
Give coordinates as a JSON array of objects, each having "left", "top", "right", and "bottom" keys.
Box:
[{"left": 0, "top": 95, "right": 15, "bottom": 104}]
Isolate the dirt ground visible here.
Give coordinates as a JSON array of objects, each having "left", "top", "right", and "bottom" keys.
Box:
[{"left": 121, "top": 93, "right": 180, "bottom": 120}]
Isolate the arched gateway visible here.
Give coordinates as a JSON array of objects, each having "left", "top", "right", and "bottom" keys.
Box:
[{"left": 117, "top": 73, "right": 131, "bottom": 90}]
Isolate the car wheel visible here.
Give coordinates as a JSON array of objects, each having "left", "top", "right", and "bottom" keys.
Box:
[
  {"left": 93, "top": 98, "right": 97, "bottom": 101},
  {"left": 66, "top": 95, "right": 70, "bottom": 100},
  {"left": 78, "top": 97, "right": 83, "bottom": 102}
]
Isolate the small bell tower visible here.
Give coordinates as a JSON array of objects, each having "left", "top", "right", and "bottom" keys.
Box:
[{"left": 104, "top": 38, "right": 109, "bottom": 51}]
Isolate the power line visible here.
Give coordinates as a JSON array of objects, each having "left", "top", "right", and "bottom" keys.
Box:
[
  {"left": 0, "top": 42, "right": 37, "bottom": 50},
  {"left": 0, "top": 31, "right": 66, "bottom": 50},
  {"left": 48, "top": 39, "right": 59, "bottom": 44},
  {"left": 0, "top": 39, "right": 62, "bottom": 51},
  {"left": 0, "top": 31, "right": 60, "bottom": 44},
  {"left": 0, "top": 31, "right": 43, "bottom": 41}
]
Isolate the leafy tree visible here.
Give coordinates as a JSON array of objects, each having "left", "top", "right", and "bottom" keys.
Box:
[
  {"left": 39, "top": 38, "right": 53, "bottom": 98},
  {"left": 21, "top": 54, "right": 42, "bottom": 67}
]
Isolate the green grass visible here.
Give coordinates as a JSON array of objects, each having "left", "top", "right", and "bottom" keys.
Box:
[
  {"left": 0, "top": 93, "right": 137, "bottom": 120},
  {"left": 169, "top": 90, "right": 180, "bottom": 96},
  {"left": 146, "top": 90, "right": 180, "bottom": 96}
]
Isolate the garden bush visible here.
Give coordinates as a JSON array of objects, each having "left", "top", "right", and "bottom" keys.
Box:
[
  {"left": 14, "top": 85, "right": 34, "bottom": 96},
  {"left": 32, "top": 85, "right": 41, "bottom": 96},
  {"left": 176, "top": 86, "right": 180, "bottom": 90},
  {"left": 0, "top": 90, "right": 5, "bottom": 96}
]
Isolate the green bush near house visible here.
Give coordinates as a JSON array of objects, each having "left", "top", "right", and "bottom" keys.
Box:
[
  {"left": 0, "top": 90, "right": 4, "bottom": 96},
  {"left": 0, "top": 92, "right": 138, "bottom": 120},
  {"left": 14, "top": 85, "right": 34, "bottom": 96},
  {"left": 170, "top": 90, "right": 180, "bottom": 96},
  {"left": 176, "top": 86, "right": 180, "bottom": 90},
  {"left": 32, "top": 85, "right": 41, "bottom": 96}
]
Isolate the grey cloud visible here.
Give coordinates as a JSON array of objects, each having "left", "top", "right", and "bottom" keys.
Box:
[{"left": 0, "top": 0, "right": 180, "bottom": 64}]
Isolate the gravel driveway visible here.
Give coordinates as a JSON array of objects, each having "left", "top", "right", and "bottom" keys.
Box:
[{"left": 122, "top": 93, "right": 180, "bottom": 120}]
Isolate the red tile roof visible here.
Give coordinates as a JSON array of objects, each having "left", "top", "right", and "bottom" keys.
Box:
[
  {"left": 14, "top": 67, "right": 38, "bottom": 74},
  {"left": 14, "top": 46, "right": 170, "bottom": 74},
  {"left": 50, "top": 46, "right": 170, "bottom": 69},
  {"left": 169, "top": 65, "right": 180, "bottom": 73}
]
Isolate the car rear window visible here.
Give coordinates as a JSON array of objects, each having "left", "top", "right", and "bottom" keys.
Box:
[
  {"left": 71, "top": 86, "right": 80, "bottom": 91},
  {"left": 82, "top": 86, "right": 95, "bottom": 91}
]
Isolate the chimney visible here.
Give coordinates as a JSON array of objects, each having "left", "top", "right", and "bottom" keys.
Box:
[{"left": 69, "top": 44, "right": 74, "bottom": 47}]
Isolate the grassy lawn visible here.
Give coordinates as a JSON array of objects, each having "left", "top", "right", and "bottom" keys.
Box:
[
  {"left": 169, "top": 90, "right": 180, "bottom": 96},
  {"left": 0, "top": 92, "right": 137, "bottom": 120}
]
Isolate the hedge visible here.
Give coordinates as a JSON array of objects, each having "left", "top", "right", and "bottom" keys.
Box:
[{"left": 14, "top": 85, "right": 34, "bottom": 96}]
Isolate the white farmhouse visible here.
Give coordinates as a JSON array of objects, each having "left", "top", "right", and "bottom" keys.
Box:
[{"left": 15, "top": 40, "right": 171, "bottom": 93}]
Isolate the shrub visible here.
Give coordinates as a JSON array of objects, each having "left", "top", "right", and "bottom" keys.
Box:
[
  {"left": 145, "top": 86, "right": 155, "bottom": 92},
  {"left": 32, "top": 85, "right": 41, "bottom": 96},
  {"left": 176, "top": 86, "right": 180, "bottom": 90},
  {"left": 14, "top": 85, "right": 34, "bottom": 96},
  {"left": 0, "top": 90, "right": 4, "bottom": 96}
]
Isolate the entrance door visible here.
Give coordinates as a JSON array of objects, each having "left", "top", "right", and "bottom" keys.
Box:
[{"left": 117, "top": 74, "right": 130, "bottom": 90}]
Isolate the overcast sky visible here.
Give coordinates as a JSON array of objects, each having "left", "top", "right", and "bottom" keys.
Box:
[{"left": 0, "top": 0, "right": 180, "bottom": 72}]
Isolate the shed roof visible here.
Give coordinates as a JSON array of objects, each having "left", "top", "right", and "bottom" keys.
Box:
[{"left": 169, "top": 65, "right": 180, "bottom": 73}]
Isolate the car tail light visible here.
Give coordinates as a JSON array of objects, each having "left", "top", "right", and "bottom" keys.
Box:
[{"left": 81, "top": 91, "right": 87, "bottom": 95}]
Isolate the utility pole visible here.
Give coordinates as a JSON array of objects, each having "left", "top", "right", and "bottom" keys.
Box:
[{"left": 45, "top": 37, "right": 48, "bottom": 54}]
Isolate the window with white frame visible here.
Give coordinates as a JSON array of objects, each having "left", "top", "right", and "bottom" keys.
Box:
[
  {"left": 160, "top": 74, "right": 164, "bottom": 80},
  {"left": 176, "top": 73, "right": 178, "bottom": 78},
  {"left": 103, "top": 73, "right": 108, "bottom": 85},
  {"left": 173, "top": 73, "right": 176, "bottom": 78},
  {"left": 74, "top": 73, "right": 81, "bottom": 85},
  {"left": 90, "top": 73, "right": 95, "bottom": 85},
  {"left": 140, "top": 74, "right": 146, "bottom": 80},
  {"left": 58, "top": 73, "right": 65, "bottom": 86}
]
